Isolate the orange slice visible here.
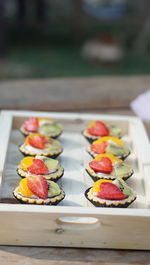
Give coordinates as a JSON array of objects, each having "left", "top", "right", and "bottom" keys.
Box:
[
  {"left": 88, "top": 121, "right": 107, "bottom": 128},
  {"left": 93, "top": 136, "right": 124, "bottom": 146},
  {"left": 88, "top": 121, "right": 96, "bottom": 128},
  {"left": 25, "top": 133, "right": 41, "bottom": 145},
  {"left": 91, "top": 179, "right": 112, "bottom": 193},
  {"left": 19, "top": 177, "right": 35, "bottom": 197},
  {"left": 95, "top": 154, "right": 122, "bottom": 164},
  {"left": 38, "top": 118, "right": 55, "bottom": 123},
  {"left": 20, "top": 157, "right": 34, "bottom": 171}
]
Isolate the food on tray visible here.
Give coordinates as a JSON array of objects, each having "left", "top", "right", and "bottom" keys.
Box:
[
  {"left": 17, "top": 156, "right": 64, "bottom": 181},
  {"left": 83, "top": 121, "right": 122, "bottom": 143},
  {"left": 88, "top": 136, "right": 130, "bottom": 159},
  {"left": 19, "top": 133, "right": 62, "bottom": 158},
  {"left": 13, "top": 175, "right": 65, "bottom": 205},
  {"left": 86, "top": 154, "right": 133, "bottom": 181},
  {"left": 85, "top": 177, "right": 136, "bottom": 208},
  {"left": 20, "top": 117, "right": 63, "bottom": 138}
]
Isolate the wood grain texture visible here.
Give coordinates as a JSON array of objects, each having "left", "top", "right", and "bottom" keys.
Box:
[
  {"left": 0, "top": 246, "right": 150, "bottom": 265},
  {"left": 1, "top": 111, "right": 150, "bottom": 251},
  {"left": 0, "top": 248, "right": 100, "bottom": 265},
  {"left": 0, "top": 75, "right": 149, "bottom": 111},
  {"left": 0, "top": 76, "right": 150, "bottom": 264}
]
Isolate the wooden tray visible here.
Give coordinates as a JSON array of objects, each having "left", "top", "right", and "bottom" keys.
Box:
[{"left": 0, "top": 110, "right": 150, "bottom": 249}]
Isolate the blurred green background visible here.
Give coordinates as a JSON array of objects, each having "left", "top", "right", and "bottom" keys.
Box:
[{"left": 1, "top": 0, "right": 150, "bottom": 79}]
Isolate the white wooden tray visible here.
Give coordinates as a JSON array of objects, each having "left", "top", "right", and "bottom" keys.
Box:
[{"left": 0, "top": 110, "right": 150, "bottom": 249}]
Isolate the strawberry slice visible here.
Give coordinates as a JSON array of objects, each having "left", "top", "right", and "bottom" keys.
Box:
[
  {"left": 91, "top": 141, "right": 107, "bottom": 154},
  {"left": 89, "top": 157, "right": 112, "bottom": 174},
  {"left": 27, "top": 176, "right": 48, "bottom": 199},
  {"left": 87, "top": 121, "right": 109, "bottom": 136},
  {"left": 28, "top": 159, "right": 49, "bottom": 175},
  {"left": 97, "top": 182, "right": 125, "bottom": 200},
  {"left": 28, "top": 134, "right": 47, "bottom": 149},
  {"left": 23, "top": 118, "right": 39, "bottom": 132}
]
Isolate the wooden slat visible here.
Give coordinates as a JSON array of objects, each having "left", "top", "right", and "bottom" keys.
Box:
[{"left": 0, "top": 76, "right": 150, "bottom": 110}]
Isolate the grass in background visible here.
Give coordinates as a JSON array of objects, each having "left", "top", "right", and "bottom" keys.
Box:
[{"left": 1, "top": 28, "right": 150, "bottom": 79}]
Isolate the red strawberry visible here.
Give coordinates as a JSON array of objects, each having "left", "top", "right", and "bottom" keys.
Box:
[
  {"left": 97, "top": 182, "right": 125, "bottom": 200},
  {"left": 28, "top": 135, "right": 47, "bottom": 149},
  {"left": 23, "top": 118, "right": 39, "bottom": 132},
  {"left": 91, "top": 141, "right": 107, "bottom": 154},
  {"left": 27, "top": 176, "right": 48, "bottom": 199},
  {"left": 87, "top": 121, "right": 109, "bottom": 136},
  {"left": 28, "top": 159, "right": 49, "bottom": 175},
  {"left": 89, "top": 157, "right": 112, "bottom": 174}
]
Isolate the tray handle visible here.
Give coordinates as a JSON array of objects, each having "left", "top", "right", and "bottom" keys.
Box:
[{"left": 56, "top": 216, "right": 100, "bottom": 231}]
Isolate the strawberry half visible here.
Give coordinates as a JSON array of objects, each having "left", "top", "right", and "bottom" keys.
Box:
[
  {"left": 23, "top": 118, "right": 39, "bottom": 132},
  {"left": 97, "top": 182, "right": 125, "bottom": 200},
  {"left": 89, "top": 157, "right": 113, "bottom": 174},
  {"left": 87, "top": 121, "right": 109, "bottom": 136},
  {"left": 91, "top": 141, "right": 107, "bottom": 154},
  {"left": 28, "top": 159, "right": 49, "bottom": 175},
  {"left": 27, "top": 175, "right": 48, "bottom": 199},
  {"left": 28, "top": 134, "right": 47, "bottom": 149}
]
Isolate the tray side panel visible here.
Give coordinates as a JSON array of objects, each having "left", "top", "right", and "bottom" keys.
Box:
[
  {"left": 0, "top": 113, "right": 13, "bottom": 195},
  {"left": 0, "top": 211, "right": 150, "bottom": 249}
]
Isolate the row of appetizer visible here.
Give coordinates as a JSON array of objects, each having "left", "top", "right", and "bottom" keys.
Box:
[
  {"left": 83, "top": 121, "right": 137, "bottom": 208},
  {"left": 13, "top": 117, "right": 136, "bottom": 208},
  {"left": 13, "top": 117, "right": 65, "bottom": 205}
]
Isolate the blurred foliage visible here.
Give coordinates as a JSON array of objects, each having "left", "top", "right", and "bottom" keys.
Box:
[{"left": 1, "top": 0, "right": 150, "bottom": 79}]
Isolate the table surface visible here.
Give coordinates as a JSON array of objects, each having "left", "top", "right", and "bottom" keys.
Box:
[
  {"left": 0, "top": 75, "right": 150, "bottom": 265},
  {"left": 0, "top": 75, "right": 150, "bottom": 111}
]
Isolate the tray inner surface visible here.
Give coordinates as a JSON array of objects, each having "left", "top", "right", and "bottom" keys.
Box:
[{"left": 0, "top": 116, "right": 146, "bottom": 209}]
